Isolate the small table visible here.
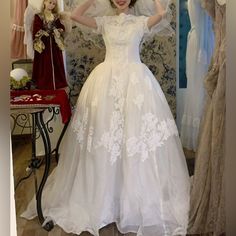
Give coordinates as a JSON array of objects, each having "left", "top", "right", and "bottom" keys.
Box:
[{"left": 11, "top": 89, "right": 71, "bottom": 231}]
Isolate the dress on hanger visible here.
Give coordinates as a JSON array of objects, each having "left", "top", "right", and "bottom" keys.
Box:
[
  {"left": 180, "top": 0, "right": 214, "bottom": 151},
  {"left": 22, "top": 14, "right": 190, "bottom": 236},
  {"left": 188, "top": 0, "right": 226, "bottom": 234}
]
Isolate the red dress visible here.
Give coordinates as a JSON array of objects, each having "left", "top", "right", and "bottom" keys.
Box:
[{"left": 32, "top": 13, "right": 68, "bottom": 90}]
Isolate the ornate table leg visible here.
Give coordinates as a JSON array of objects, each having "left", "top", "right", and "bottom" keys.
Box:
[
  {"left": 34, "top": 110, "right": 54, "bottom": 231},
  {"left": 53, "top": 118, "right": 70, "bottom": 163}
]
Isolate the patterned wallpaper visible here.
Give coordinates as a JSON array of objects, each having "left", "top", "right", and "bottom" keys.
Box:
[{"left": 64, "top": 0, "right": 176, "bottom": 116}]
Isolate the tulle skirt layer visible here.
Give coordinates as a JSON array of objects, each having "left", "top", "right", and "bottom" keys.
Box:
[{"left": 22, "top": 62, "right": 190, "bottom": 236}]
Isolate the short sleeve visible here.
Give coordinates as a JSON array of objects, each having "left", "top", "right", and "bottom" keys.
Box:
[
  {"left": 93, "top": 16, "right": 105, "bottom": 34},
  {"left": 139, "top": 14, "right": 175, "bottom": 41}
]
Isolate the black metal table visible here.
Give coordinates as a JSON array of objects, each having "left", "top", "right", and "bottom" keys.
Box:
[{"left": 11, "top": 105, "right": 69, "bottom": 231}]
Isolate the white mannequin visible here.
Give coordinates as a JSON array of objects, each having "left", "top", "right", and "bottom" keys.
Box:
[{"left": 217, "top": 0, "right": 226, "bottom": 6}]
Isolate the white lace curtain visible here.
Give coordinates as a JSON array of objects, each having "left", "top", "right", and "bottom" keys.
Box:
[{"left": 180, "top": 0, "right": 214, "bottom": 151}]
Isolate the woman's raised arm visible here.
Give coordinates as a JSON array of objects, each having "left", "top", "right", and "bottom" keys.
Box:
[
  {"left": 70, "top": 0, "right": 97, "bottom": 29},
  {"left": 147, "top": 0, "right": 167, "bottom": 29}
]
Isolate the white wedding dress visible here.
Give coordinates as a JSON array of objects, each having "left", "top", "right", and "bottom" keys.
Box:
[
  {"left": 22, "top": 14, "right": 190, "bottom": 236},
  {"left": 180, "top": 0, "right": 214, "bottom": 151}
]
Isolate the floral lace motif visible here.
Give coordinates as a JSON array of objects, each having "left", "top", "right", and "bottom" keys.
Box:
[
  {"left": 107, "top": 14, "right": 138, "bottom": 27},
  {"left": 73, "top": 107, "right": 89, "bottom": 145},
  {"left": 104, "top": 14, "right": 144, "bottom": 50},
  {"left": 126, "top": 113, "right": 179, "bottom": 161},
  {"left": 133, "top": 94, "right": 144, "bottom": 110},
  {"left": 87, "top": 126, "right": 94, "bottom": 152},
  {"left": 109, "top": 75, "right": 125, "bottom": 110},
  {"left": 96, "top": 74, "right": 125, "bottom": 164},
  {"left": 96, "top": 111, "right": 124, "bottom": 164}
]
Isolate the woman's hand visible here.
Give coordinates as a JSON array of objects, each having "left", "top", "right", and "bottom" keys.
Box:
[
  {"left": 147, "top": 0, "right": 167, "bottom": 29},
  {"left": 154, "top": 0, "right": 167, "bottom": 17}
]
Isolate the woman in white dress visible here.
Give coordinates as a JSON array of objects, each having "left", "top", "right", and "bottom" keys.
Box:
[{"left": 22, "top": 0, "right": 190, "bottom": 235}]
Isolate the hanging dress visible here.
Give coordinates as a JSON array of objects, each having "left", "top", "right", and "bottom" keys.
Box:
[{"left": 180, "top": 0, "right": 214, "bottom": 151}]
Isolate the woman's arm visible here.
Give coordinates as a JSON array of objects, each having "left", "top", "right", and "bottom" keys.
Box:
[
  {"left": 70, "top": 0, "right": 97, "bottom": 29},
  {"left": 147, "top": 0, "right": 167, "bottom": 29}
]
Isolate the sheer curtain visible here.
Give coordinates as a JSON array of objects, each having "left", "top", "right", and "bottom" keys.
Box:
[{"left": 180, "top": 0, "right": 214, "bottom": 151}]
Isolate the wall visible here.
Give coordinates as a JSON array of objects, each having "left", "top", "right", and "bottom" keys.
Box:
[{"left": 0, "top": 1, "right": 13, "bottom": 235}]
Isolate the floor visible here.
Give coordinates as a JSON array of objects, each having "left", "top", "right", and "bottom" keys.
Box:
[
  {"left": 12, "top": 135, "right": 73, "bottom": 236},
  {"left": 12, "top": 135, "right": 195, "bottom": 236}
]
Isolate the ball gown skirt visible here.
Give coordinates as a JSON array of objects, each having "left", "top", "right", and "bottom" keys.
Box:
[{"left": 22, "top": 14, "right": 190, "bottom": 236}]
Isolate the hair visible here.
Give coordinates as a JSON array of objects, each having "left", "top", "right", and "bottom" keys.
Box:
[
  {"left": 109, "top": 0, "right": 138, "bottom": 8},
  {"left": 41, "top": 0, "right": 59, "bottom": 14}
]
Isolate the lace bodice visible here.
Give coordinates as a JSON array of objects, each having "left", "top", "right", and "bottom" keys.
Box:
[{"left": 95, "top": 14, "right": 149, "bottom": 64}]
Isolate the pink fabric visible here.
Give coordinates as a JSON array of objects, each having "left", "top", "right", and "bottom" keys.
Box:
[{"left": 11, "top": 0, "right": 28, "bottom": 59}]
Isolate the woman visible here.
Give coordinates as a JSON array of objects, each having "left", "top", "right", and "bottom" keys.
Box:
[{"left": 22, "top": 0, "right": 190, "bottom": 235}]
